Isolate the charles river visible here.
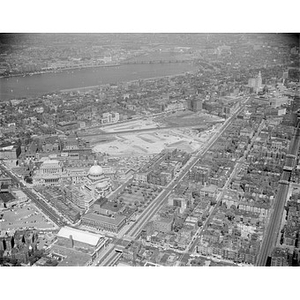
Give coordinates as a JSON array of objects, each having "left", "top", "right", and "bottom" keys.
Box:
[{"left": 0, "top": 62, "right": 197, "bottom": 101}]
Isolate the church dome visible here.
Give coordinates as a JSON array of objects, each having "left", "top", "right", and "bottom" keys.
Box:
[{"left": 88, "top": 164, "right": 103, "bottom": 176}]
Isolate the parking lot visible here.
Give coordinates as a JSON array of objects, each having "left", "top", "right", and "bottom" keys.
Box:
[{"left": 0, "top": 203, "right": 57, "bottom": 231}]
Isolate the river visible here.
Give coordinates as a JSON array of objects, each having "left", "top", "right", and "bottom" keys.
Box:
[{"left": 0, "top": 62, "right": 197, "bottom": 101}]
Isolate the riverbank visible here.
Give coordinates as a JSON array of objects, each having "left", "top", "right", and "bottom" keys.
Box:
[
  {"left": 0, "top": 62, "right": 198, "bottom": 101},
  {"left": 0, "top": 59, "right": 197, "bottom": 80},
  {"left": 59, "top": 68, "right": 197, "bottom": 93},
  {"left": 0, "top": 63, "right": 121, "bottom": 80}
]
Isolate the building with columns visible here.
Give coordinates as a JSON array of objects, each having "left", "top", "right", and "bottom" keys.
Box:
[{"left": 34, "top": 159, "right": 63, "bottom": 185}]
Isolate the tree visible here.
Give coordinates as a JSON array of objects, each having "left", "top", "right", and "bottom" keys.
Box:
[
  {"left": 10, "top": 258, "right": 18, "bottom": 266},
  {"left": 198, "top": 220, "right": 203, "bottom": 227},
  {"left": 192, "top": 191, "right": 200, "bottom": 199},
  {"left": 210, "top": 199, "right": 217, "bottom": 206},
  {"left": 25, "top": 177, "right": 33, "bottom": 184},
  {"left": 51, "top": 259, "right": 59, "bottom": 266}
]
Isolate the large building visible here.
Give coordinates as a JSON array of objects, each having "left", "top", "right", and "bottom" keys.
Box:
[
  {"left": 34, "top": 159, "right": 111, "bottom": 198},
  {"left": 168, "top": 193, "right": 193, "bottom": 214},
  {"left": 34, "top": 159, "right": 63, "bottom": 185},
  {"left": 186, "top": 97, "right": 202, "bottom": 112},
  {"left": 0, "top": 144, "right": 21, "bottom": 160},
  {"left": 57, "top": 121, "right": 79, "bottom": 132},
  {"left": 65, "top": 167, "right": 90, "bottom": 184},
  {"left": 49, "top": 226, "right": 109, "bottom": 266},
  {"left": 34, "top": 160, "right": 112, "bottom": 211},
  {"left": 80, "top": 162, "right": 112, "bottom": 204},
  {"left": 81, "top": 213, "right": 127, "bottom": 233},
  {"left": 248, "top": 71, "right": 262, "bottom": 94},
  {"left": 81, "top": 197, "right": 127, "bottom": 233},
  {"left": 101, "top": 112, "right": 119, "bottom": 124},
  {"left": 189, "top": 165, "right": 211, "bottom": 184},
  {"left": 269, "top": 95, "right": 290, "bottom": 108},
  {"left": 0, "top": 189, "right": 28, "bottom": 210},
  {"left": 0, "top": 174, "right": 12, "bottom": 192},
  {"left": 0, "top": 230, "right": 39, "bottom": 264}
]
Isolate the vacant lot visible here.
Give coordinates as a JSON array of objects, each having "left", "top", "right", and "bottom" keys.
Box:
[
  {"left": 102, "top": 119, "right": 159, "bottom": 133},
  {"left": 93, "top": 128, "right": 205, "bottom": 156}
]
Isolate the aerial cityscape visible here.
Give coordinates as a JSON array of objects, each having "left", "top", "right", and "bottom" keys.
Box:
[{"left": 0, "top": 33, "right": 299, "bottom": 267}]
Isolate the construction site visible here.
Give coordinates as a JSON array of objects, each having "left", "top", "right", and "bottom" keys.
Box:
[{"left": 92, "top": 112, "right": 224, "bottom": 156}]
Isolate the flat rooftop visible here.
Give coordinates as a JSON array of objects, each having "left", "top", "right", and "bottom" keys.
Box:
[
  {"left": 100, "top": 200, "right": 123, "bottom": 213},
  {"left": 0, "top": 192, "right": 15, "bottom": 203},
  {"left": 201, "top": 184, "right": 218, "bottom": 193},
  {"left": 83, "top": 211, "right": 126, "bottom": 226},
  {"left": 51, "top": 244, "right": 91, "bottom": 266},
  {"left": 57, "top": 226, "right": 105, "bottom": 247}
]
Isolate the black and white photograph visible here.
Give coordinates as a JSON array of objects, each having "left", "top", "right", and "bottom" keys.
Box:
[{"left": 1, "top": 1, "right": 299, "bottom": 299}]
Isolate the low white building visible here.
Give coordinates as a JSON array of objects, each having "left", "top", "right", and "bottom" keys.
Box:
[{"left": 51, "top": 226, "right": 110, "bottom": 266}]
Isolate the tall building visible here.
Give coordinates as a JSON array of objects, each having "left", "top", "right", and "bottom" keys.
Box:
[
  {"left": 0, "top": 144, "right": 21, "bottom": 160},
  {"left": 256, "top": 71, "right": 262, "bottom": 93},
  {"left": 248, "top": 71, "right": 262, "bottom": 94},
  {"left": 187, "top": 98, "right": 202, "bottom": 112},
  {"left": 168, "top": 194, "right": 193, "bottom": 214},
  {"left": 189, "top": 165, "right": 211, "bottom": 184}
]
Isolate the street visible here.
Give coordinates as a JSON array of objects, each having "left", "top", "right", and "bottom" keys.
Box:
[
  {"left": 0, "top": 162, "right": 65, "bottom": 227},
  {"left": 99, "top": 97, "right": 251, "bottom": 266},
  {"left": 256, "top": 122, "right": 300, "bottom": 266}
]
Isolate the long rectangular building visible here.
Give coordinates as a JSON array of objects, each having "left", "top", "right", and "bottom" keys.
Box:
[
  {"left": 81, "top": 212, "right": 127, "bottom": 233},
  {"left": 50, "top": 226, "right": 110, "bottom": 266}
]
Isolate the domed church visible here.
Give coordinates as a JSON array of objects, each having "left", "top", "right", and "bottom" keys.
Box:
[{"left": 81, "top": 161, "right": 112, "bottom": 203}]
